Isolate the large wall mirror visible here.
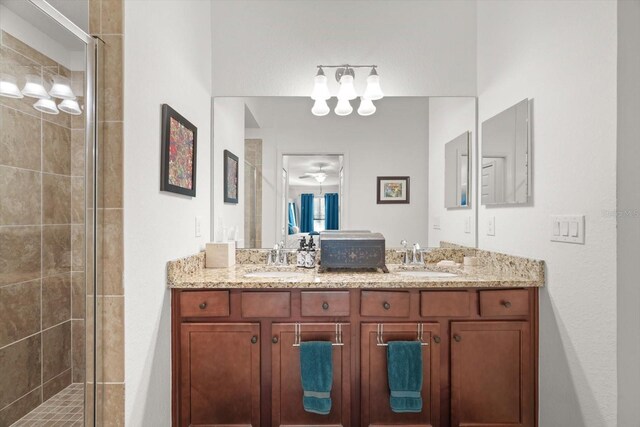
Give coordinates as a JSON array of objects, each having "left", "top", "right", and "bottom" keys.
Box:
[
  {"left": 212, "top": 96, "right": 478, "bottom": 249},
  {"left": 481, "top": 98, "right": 531, "bottom": 205}
]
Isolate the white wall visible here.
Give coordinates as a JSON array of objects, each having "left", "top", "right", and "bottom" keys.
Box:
[
  {"left": 617, "top": 0, "right": 640, "bottom": 424},
  {"left": 123, "top": 1, "right": 212, "bottom": 425},
  {"left": 428, "top": 97, "right": 476, "bottom": 247},
  {"left": 238, "top": 97, "right": 429, "bottom": 248},
  {"left": 211, "top": 0, "right": 477, "bottom": 97},
  {"left": 212, "top": 98, "right": 245, "bottom": 246},
  {"left": 477, "top": 1, "right": 618, "bottom": 426}
]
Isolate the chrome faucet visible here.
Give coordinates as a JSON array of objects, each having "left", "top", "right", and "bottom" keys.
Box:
[
  {"left": 267, "top": 241, "right": 288, "bottom": 266},
  {"left": 412, "top": 243, "right": 425, "bottom": 265},
  {"left": 401, "top": 240, "right": 426, "bottom": 265}
]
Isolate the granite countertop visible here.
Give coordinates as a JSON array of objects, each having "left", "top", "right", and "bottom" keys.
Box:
[{"left": 168, "top": 261, "right": 544, "bottom": 290}]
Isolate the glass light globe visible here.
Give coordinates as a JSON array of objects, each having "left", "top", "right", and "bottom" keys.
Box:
[
  {"left": 49, "top": 75, "right": 75, "bottom": 100},
  {"left": 58, "top": 98, "right": 82, "bottom": 115},
  {"left": 337, "top": 74, "right": 357, "bottom": 101},
  {"left": 357, "top": 97, "right": 376, "bottom": 116},
  {"left": 363, "top": 72, "right": 384, "bottom": 100},
  {"left": 311, "top": 74, "right": 331, "bottom": 100},
  {"left": 335, "top": 98, "right": 353, "bottom": 116},
  {"left": 0, "top": 73, "right": 23, "bottom": 98},
  {"left": 22, "top": 74, "right": 48, "bottom": 98},
  {"left": 311, "top": 98, "right": 330, "bottom": 116},
  {"left": 33, "top": 97, "right": 59, "bottom": 115}
]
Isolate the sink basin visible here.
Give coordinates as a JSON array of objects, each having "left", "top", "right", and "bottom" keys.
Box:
[
  {"left": 244, "top": 271, "right": 308, "bottom": 279},
  {"left": 394, "top": 271, "right": 458, "bottom": 278}
]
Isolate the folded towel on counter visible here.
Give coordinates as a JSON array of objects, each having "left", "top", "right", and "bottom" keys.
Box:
[
  {"left": 387, "top": 341, "right": 423, "bottom": 413},
  {"left": 300, "top": 341, "right": 333, "bottom": 415}
]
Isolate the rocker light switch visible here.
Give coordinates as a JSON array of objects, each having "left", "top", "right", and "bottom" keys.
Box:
[{"left": 551, "top": 215, "right": 585, "bottom": 244}]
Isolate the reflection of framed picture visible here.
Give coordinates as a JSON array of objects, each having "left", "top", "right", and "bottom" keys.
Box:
[
  {"left": 377, "top": 176, "right": 410, "bottom": 204},
  {"left": 224, "top": 150, "right": 239, "bottom": 204},
  {"left": 160, "top": 104, "right": 197, "bottom": 196}
]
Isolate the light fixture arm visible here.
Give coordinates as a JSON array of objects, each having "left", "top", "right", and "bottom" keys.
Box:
[{"left": 317, "top": 64, "right": 378, "bottom": 83}]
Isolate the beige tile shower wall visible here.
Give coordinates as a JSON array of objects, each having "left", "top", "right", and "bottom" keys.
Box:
[
  {"left": 90, "top": 0, "right": 125, "bottom": 425},
  {"left": 0, "top": 31, "right": 79, "bottom": 426}
]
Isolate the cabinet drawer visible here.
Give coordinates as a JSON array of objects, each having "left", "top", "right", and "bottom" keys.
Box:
[
  {"left": 242, "top": 292, "right": 291, "bottom": 317},
  {"left": 360, "top": 291, "right": 410, "bottom": 317},
  {"left": 421, "top": 291, "right": 471, "bottom": 317},
  {"left": 479, "top": 289, "right": 529, "bottom": 317},
  {"left": 301, "top": 291, "right": 350, "bottom": 316},
  {"left": 180, "top": 291, "right": 229, "bottom": 317}
]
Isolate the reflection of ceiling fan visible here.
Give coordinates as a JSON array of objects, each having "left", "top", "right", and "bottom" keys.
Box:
[{"left": 299, "top": 166, "right": 327, "bottom": 183}]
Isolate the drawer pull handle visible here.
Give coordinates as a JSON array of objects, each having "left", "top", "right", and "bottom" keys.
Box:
[
  {"left": 453, "top": 334, "right": 462, "bottom": 342},
  {"left": 433, "top": 335, "right": 441, "bottom": 344},
  {"left": 272, "top": 336, "right": 278, "bottom": 344},
  {"left": 322, "top": 302, "right": 330, "bottom": 310},
  {"left": 251, "top": 335, "right": 258, "bottom": 344},
  {"left": 199, "top": 302, "right": 207, "bottom": 310},
  {"left": 501, "top": 300, "right": 512, "bottom": 308},
  {"left": 383, "top": 301, "right": 391, "bottom": 310}
]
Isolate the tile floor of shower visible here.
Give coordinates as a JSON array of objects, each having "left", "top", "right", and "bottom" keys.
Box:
[{"left": 11, "top": 383, "right": 84, "bottom": 427}]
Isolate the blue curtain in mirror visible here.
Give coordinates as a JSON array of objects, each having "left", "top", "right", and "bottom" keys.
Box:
[
  {"left": 300, "top": 194, "right": 314, "bottom": 233},
  {"left": 288, "top": 202, "right": 298, "bottom": 234},
  {"left": 325, "top": 193, "right": 339, "bottom": 230}
]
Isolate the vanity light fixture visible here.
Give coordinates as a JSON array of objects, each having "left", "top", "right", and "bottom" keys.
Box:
[
  {"left": 33, "top": 97, "right": 59, "bottom": 115},
  {"left": 310, "top": 64, "right": 384, "bottom": 116},
  {"left": 58, "top": 98, "right": 82, "bottom": 115},
  {"left": 49, "top": 75, "right": 75, "bottom": 100},
  {"left": 21, "top": 74, "right": 48, "bottom": 98},
  {"left": 0, "top": 73, "right": 23, "bottom": 98}
]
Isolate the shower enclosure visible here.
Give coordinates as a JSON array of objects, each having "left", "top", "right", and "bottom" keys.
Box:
[{"left": 0, "top": 0, "right": 103, "bottom": 425}]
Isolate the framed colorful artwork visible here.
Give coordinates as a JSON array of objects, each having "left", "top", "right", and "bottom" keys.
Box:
[
  {"left": 161, "top": 104, "right": 197, "bottom": 196},
  {"left": 377, "top": 176, "right": 410, "bottom": 204},
  {"left": 224, "top": 150, "right": 239, "bottom": 204}
]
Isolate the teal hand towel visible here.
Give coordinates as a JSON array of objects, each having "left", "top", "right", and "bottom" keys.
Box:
[
  {"left": 387, "top": 341, "right": 423, "bottom": 413},
  {"left": 300, "top": 341, "right": 333, "bottom": 415}
]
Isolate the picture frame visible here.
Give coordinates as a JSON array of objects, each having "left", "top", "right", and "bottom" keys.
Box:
[
  {"left": 224, "top": 149, "right": 239, "bottom": 204},
  {"left": 377, "top": 176, "right": 410, "bottom": 204},
  {"left": 160, "top": 104, "right": 197, "bottom": 197}
]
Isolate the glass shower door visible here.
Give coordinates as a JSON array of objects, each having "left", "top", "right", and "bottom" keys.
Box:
[{"left": 0, "top": 1, "right": 99, "bottom": 425}]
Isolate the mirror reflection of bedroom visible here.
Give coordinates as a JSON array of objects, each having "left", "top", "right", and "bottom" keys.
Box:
[{"left": 283, "top": 154, "right": 344, "bottom": 248}]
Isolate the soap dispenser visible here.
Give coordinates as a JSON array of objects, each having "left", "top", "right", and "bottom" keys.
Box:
[
  {"left": 296, "top": 237, "right": 307, "bottom": 268},
  {"left": 305, "top": 236, "right": 317, "bottom": 269}
]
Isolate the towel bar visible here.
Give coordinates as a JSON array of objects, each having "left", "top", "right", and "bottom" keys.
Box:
[
  {"left": 376, "top": 323, "right": 429, "bottom": 347},
  {"left": 292, "top": 322, "right": 345, "bottom": 347}
]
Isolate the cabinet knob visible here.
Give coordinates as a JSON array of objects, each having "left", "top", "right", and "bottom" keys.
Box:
[
  {"left": 501, "top": 300, "right": 512, "bottom": 308},
  {"left": 453, "top": 334, "right": 462, "bottom": 342},
  {"left": 199, "top": 302, "right": 207, "bottom": 310},
  {"left": 433, "top": 335, "right": 441, "bottom": 344},
  {"left": 383, "top": 301, "right": 391, "bottom": 310},
  {"left": 322, "top": 302, "right": 330, "bottom": 310},
  {"left": 272, "top": 336, "right": 278, "bottom": 344},
  {"left": 251, "top": 336, "right": 258, "bottom": 344}
]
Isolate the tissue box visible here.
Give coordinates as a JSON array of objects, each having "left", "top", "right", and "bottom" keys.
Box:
[
  {"left": 205, "top": 242, "right": 236, "bottom": 268},
  {"left": 319, "top": 232, "right": 387, "bottom": 272}
]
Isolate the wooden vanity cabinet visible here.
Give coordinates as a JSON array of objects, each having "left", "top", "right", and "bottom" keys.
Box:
[
  {"left": 179, "top": 323, "right": 261, "bottom": 427},
  {"left": 271, "top": 323, "right": 351, "bottom": 426},
  {"left": 172, "top": 288, "right": 538, "bottom": 427},
  {"left": 361, "top": 322, "right": 441, "bottom": 427}
]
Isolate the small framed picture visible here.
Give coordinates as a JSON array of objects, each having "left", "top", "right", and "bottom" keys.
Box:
[
  {"left": 377, "top": 176, "right": 410, "bottom": 204},
  {"left": 224, "top": 150, "right": 239, "bottom": 204},
  {"left": 160, "top": 104, "right": 197, "bottom": 196}
]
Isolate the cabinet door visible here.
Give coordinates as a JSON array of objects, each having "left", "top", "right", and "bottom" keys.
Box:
[
  {"left": 180, "top": 323, "right": 260, "bottom": 427},
  {"left": 271, "top": 323, "right": 351, "bottom": 426},
  {"left": 361, "top": 323, "right": 441, "bottom": 427},
  {"left": 451, "top": 321, "right": 533, "bottom": 427}
]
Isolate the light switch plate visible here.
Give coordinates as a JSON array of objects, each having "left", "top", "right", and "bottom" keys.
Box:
[
  {"left": 432, "top": 216, "right": 441, "bottom": 230},
  {"left": 464, "top": 216, "right": 472, "bottom": 234},
  {"left": 195, "top": 216, "right": 202, "bottom": 237},
  {"left": 487, "top": 216, "right": 495, "bottom": 236},
  {"left": 550, "top": 215, "right": 585, "bottom": 244}
]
